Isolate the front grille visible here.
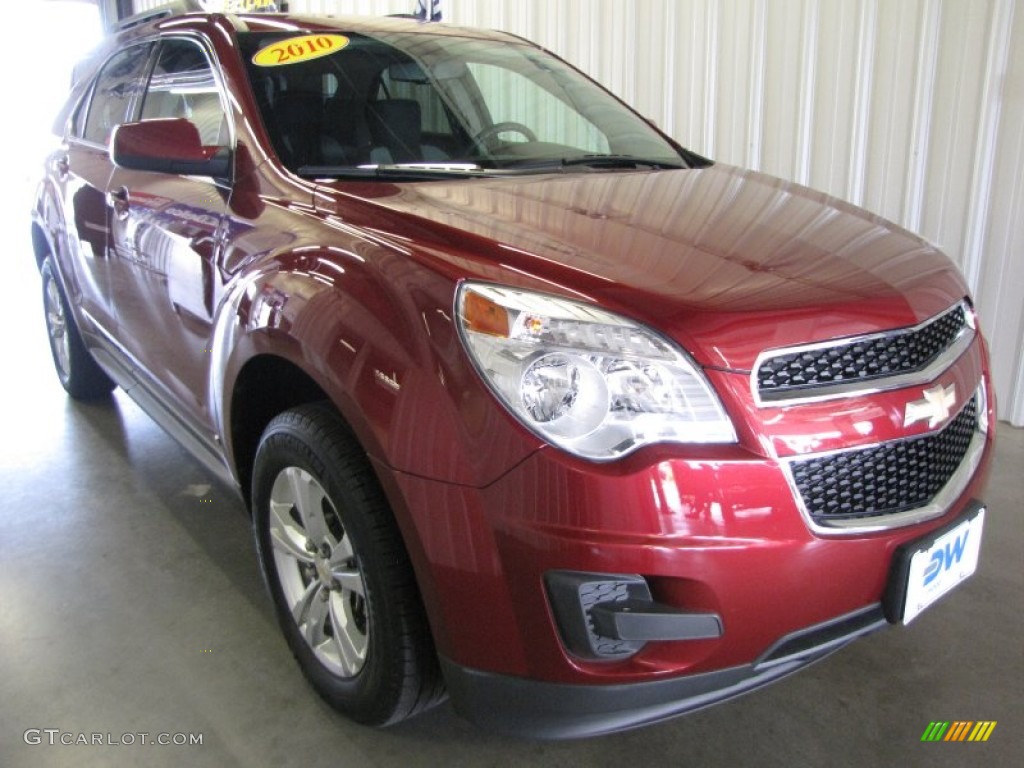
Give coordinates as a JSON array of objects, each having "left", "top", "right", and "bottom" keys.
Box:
[
  {"left": 789, "top": 396, "right": 977, "bottom": 524},
  {"left": 757, "top": 303, "right": 968, "bottom": 398}
]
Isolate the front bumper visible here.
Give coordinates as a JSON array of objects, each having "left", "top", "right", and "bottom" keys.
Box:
[
  {"left": 441, "top": 603, "right": 887, "bottom": 739},
  {"left": 378, "top": 343, "right": 993, "bottom": 737},
  {"left": 385, "top": 432, "right": 990, "bottom": 729}
]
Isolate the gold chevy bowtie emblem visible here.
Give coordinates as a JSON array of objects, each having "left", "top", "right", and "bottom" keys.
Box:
[{"left": 904, "top": 383, "right": 957, "bottom": 429}]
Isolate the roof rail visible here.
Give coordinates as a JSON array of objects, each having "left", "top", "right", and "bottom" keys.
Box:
[{"left": 111, "top": 0, "right": 204, "bottom": 33}]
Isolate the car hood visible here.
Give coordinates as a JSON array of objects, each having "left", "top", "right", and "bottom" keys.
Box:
[{"left": 321, "top": 164, "right": 968, "bottom": 371}]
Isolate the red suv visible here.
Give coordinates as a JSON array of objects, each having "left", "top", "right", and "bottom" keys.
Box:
[{"left": 31, "top": 11, "right": 993, "bottom": 737}]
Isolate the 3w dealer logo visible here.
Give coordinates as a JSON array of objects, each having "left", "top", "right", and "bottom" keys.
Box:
[{"left": 921, "top": 721, "right": 997, "bottom": 742}]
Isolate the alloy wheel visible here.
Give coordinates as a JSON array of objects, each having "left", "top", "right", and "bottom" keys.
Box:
[
  {"left": 268, "top": 466, "right": 369, "bottom": 678},
  {"left": 44, "top": 277, "right": 71, "bottom": 381}
]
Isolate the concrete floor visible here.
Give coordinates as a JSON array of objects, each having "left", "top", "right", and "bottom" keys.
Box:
[{"left": 1, "top": 231, "right": 1021, "bottom": 768}]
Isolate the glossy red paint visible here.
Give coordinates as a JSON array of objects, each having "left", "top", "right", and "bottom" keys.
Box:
[
  {"left": 318, "top": 166, "right": 967, "bottom": 371},
  {"left": 31, "top": 12, "right": 995, "bottom": 737}
]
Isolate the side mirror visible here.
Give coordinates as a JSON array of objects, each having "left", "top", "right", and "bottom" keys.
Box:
[{"left": 110, "top": 118, "right": 230, "bottom": 178}]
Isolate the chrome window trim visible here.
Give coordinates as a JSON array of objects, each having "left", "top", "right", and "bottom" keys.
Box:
[
  {"left": 781, "top": 382, "right": 988, "bottom": 535},
  {"left": 752, "top": 300, "right": 975, "bottom": 407}
]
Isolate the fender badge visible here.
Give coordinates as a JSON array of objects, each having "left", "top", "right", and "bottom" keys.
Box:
[{"left": 904, "top": 383, "right": 956, "bottom": 429}]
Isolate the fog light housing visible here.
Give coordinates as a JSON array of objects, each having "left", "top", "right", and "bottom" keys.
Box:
[{"left": 544, "top": 571, "right": 724, "bottom": 661}]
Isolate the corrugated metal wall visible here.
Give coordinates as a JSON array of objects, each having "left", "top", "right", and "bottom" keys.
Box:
[{"left": 171, "top": 1, "right": 1024, "bottom": 424}]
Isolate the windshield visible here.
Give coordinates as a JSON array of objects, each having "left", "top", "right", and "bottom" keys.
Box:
[{"left": 238, "top": 29, "right": 691, "bottom": 178}]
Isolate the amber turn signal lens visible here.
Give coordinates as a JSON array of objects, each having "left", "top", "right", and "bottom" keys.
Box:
[{"left": 462, "top": 289, "right": 510, "bottom": 337}]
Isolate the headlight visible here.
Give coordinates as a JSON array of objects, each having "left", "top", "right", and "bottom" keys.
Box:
[{"left": 455, "top": 283, "right": 737, "bottom": 460}]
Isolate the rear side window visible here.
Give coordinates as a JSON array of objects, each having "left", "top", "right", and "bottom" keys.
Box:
[
  {"left": 141, "top": 38, "right": 227, "bottom": 146},
  {"left": 81, "top": 43, "right": 153, "bottom": 145}
]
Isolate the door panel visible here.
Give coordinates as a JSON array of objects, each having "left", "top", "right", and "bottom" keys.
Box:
[
  {"left": 106, "top": 38, "right": 232, "bottom": 434},
  {"left": 107, "top": 169, "right": 229, "bottom": 425}
]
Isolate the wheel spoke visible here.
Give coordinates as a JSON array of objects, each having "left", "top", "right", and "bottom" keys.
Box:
[
  {"left": 291, "top": 579, "right": 322, "bottom": 631},
  {"left": 330, "top": 563, "right": 365, "bottom": 598},
  {"left": 290, "top": 581, "right": 317, "bottom": 626},
  {"left": 329, "top": 593, "right": 367, "bottom": 676},
  {"left": 286, "top": 468, "right": 331, "bottom": 545},
  {"left": 331, "top": 534, "right": 354, "bottom": 563},
  {"left": 268, "top": 500, "right": 315, "bottom": 564},
  {"left": 327, "top": 534, "right": 363, "bottom": 596}
]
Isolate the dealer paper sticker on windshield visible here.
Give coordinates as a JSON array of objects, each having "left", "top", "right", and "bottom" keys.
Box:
[{"left": 252, "top": 34, "right": 349, "bottom": 67}]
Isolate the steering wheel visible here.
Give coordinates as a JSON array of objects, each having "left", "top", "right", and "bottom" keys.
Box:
[{"left": 472, "top": 121, "right": 538, "bottom": 149}]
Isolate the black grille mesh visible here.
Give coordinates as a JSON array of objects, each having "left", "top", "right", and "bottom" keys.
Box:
[
  {"left": 758, "top": 305, "right": 967, "bottom": 395},
  {"left": 790, "top": 396, "right": 977, "bottom": 523}
]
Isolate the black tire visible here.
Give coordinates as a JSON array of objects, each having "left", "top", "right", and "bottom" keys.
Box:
[
  {"left": 40, "top": 257, "right": 116, "bottom": 400},
  {"left": 252, "top": 402, "right": 445, "bottom": 726}
]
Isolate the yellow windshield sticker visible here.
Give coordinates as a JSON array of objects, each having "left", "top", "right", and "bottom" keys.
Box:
[{"left": 252, "top": 34, "right": 349, "bottom": 67}]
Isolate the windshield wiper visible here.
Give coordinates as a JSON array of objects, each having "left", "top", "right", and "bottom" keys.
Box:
[
  {"left": 512, "top": 154, "right": 686, "bottom": 171},
  {"left": 298, "top": 156, "right": 685, "bottom": 180},
  {"left": 298, "top": 163, "right": 508, "bottom": 180}
]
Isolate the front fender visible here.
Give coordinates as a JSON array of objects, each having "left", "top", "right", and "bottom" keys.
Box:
[{"left": 211, "top": 243, "right": 540, "bottom": 489}]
